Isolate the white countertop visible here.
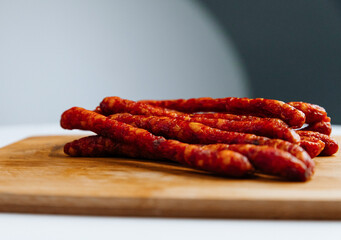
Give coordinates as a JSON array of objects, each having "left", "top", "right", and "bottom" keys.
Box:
[{"left": 0, "top": 123, "right": 341, "bottom": 240}]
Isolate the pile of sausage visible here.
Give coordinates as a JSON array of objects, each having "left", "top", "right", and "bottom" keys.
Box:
[{"left": 60, "top": 96, "right": 339, "bottom": 182}]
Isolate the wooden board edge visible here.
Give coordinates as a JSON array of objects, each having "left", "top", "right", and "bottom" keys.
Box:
[{"left": 0, "top": 193, "right": 341, "bottom": 220}]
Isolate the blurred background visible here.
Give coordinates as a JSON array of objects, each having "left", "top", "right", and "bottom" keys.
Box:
[{"left": 0, "top": 0, "right": 340, "bottom": 125}]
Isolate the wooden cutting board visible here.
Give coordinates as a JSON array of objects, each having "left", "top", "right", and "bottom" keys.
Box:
[{"left": 0, "top": 135, "right": 340, "bottom": 219}]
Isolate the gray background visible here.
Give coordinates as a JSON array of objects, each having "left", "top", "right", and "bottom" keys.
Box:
[
  {"left": 199, "top": 0, "right": 341, "bottom": 123},
  {"left": 1, "top": 0, "right": 340, "bottom": 125},
  {"left": 0, "top": 0, "right": 248, "bottom": 125}
]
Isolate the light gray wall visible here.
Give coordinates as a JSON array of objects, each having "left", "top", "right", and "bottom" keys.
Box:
[{"left": 0, "top": 0, "right": 249, "bottom": 125}]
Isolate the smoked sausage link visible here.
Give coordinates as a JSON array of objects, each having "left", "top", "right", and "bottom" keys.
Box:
[
  {"left": 301, "top": 121, "right": 332, "bottom": 136},
  {"left": 65, "top": 135, "right": 312, "bottom": 181},
  {"left": 64, "top": 135, "right": 159, "bottom": 159},
  {"left": 139, "top": 97, "right": 306, "bottom": 128},
  {"left": 288, "top": 102, "right": 329, "bottom": 124},
  {"left": 297, "top": 131, "right": 338, "bottom": 156},
  {"left": 299, "top": 136, "right": 325, "bottom": 158},
  {"left": 100, "top": 97, "right": 300, "bottom": 142},
  {"left": 108, "top": 113, "right": 314, "bottom": 175},
  {"left": 203, "top": 144, "right": 311, "bottom": 181},
  {"left": 60, "top": 107, "right": 254, "bottom": 177}
]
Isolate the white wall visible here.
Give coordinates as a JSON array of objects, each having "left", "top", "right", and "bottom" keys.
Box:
[{"left": 0, "top": 0, "right": 249, "bottom": 125}]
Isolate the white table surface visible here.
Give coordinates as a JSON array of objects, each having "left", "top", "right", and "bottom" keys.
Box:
[{"left": 0, "top": 123, "right": 341, "bottom": 240}]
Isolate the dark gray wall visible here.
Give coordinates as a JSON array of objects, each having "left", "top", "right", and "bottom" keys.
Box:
[{"left": 199, "top": 0, "right": 341, "bottom": 123}]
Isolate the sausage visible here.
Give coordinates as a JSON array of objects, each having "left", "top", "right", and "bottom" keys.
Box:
[
  {"left": 259, "top": 138, "right": 314, "bottom": 173},
  {"left": 64, "top": 135, "right": 159, "bottom": 159},
  {"left": 300, "top": 121, "right": 332, "bottom": 136},
  {"left": 139, "top": 97, "right": 306, "bottom": 128},
  {"left": 60, "top": 107, "right": 254, "bottom": 177},
  {"left": 288, "top": 102, "right": 329, "bottom": 124},
  {"left": 109, "top": 113, "right": 303, "bottom": 148},
  {"left": 100, "top": 97, "right": 300, "bottom": 142},
  {"left": 61, "top": 107, "right": 166, "bottom": 154},
  {"left": 190, "top": 112, "right": 263, "bottom": 121},
  {"left": 65, "top": 135, "right": 312, "bottom": 181},
  {"left": 109, "top": 113, "right": 268, "bottom": 144},
  {"left": 299, "top": 136, "right": 325, "bottom": 158},
  {"left": 139, "top": 97, "right": 226, "bottom": 113},
  {"left": 188, "top": 116, "right": 300, "bottom": 143},
  {"left": 197, "top": 112, "right": 331, "bottom": 136},
  {"left": 203, "top": 144, "right": 311, "bottom": 181},
  {"left": 108, "top": 113, "right": 313, "bottom": 172},
  {"left": 297, "top": 130, "right": 339, "bottom": 156},
  {"left": 100, "top": 96, "right": 182, "bottom": 117}
]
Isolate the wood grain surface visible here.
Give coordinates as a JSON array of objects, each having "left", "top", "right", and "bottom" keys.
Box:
[{"left": 0, "top": 135, "right": 340, "bottom": 219}]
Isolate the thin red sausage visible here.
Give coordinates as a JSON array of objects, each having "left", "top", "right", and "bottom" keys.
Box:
[
  {"left": 108, "top": 113, "right": 313, "bottom": 172},
  {"left": 203, "top": 144, "right": 311, "bottom": 181},
  {"left": 139, "top": 97, "right": 306, "bottom": 128},
  {"left": 259, "top": 138, "right": 314, "bottom": 174},
  {"left": 60, "top": 107, "right": 254, "bottom": 177},
  {"left": 109, "top": 113, "right": 269, "bottom": 145},
  {"left": 100, "top": 96, "right": 182, "bottom": 117},
  {"left": 190, "top": 112, "right": 263, "bottom": 121},
  {"left": 188, "top": 116, "right": 300, "bottom": 143},
  {"left": 297, "top": 130, "right": 338, "bottom": 156},
  {"left": 65, "top": 136, "right": 312, "bottom": 181},
  {"left": 288, "top": 102, "right": 329, "bottom": 124},
  {"left": 301, "top": 121, "right": 332, "bottom": 136},
  {"left": 64, "top": 135, "right": 159, "bottom": 159},
  {"left": 299, "top": 136, "right": 325, "bottom": 158},
  {"left": 100, "top": 97, "right": 300, "bottom": 142}
]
